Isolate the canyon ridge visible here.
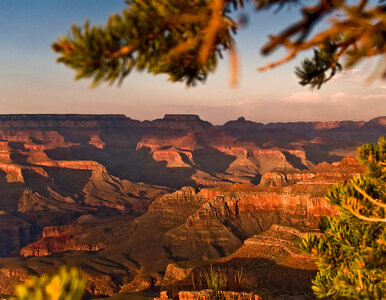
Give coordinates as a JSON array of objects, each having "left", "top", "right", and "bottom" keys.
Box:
[{"left": 0, "top": 114, "right": 384, "bottom": 299}]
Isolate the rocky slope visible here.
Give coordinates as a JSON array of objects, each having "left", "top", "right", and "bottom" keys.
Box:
[{"left": 161, "top": 225, "right": 319, "bottom": 299}]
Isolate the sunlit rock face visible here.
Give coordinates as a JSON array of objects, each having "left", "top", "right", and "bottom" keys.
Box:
[
  {"left": 20, "top": 225, "right": 107, "bottom": 257},
  {"left": 260, "top": 155, "right": 363, "bottom": 187}
]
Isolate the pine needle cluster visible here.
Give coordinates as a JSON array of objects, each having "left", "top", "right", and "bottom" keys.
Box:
[{"left": 52, "top": 0, "right": 239, "bottom": 87}]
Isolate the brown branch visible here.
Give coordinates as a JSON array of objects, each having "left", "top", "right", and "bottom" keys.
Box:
[
  {"left": 228, "top": 43, "right": 239, "bottom": 86},
  {"left": 199, "top": 0, "right": 225, "bottom": 64},
  {"left": 110, "top": 44, "right": 136, "bottom": 58},
  {"left": 343, "top": 204, "right": 386, "bottom": 223},
  {"left": 169, "top": 36, "right": 201, "bottom": 57},
  {"left": 258, "top": 50, "right": 297, "bottom": 71},
  {"left": 352, "top": 183, "right": 386, "bottom": 208},
  {"left": 357, "top": 0, "right": 368, "bottom": 11},
  {"left": 52, "top": 40, "right": 75, "bottom": 54},
  {"left": 258, "top": 0, "right": 385, "bottom": 73},
  {"left": 261, "top": 0, "right": 336, "bottom": 55}
]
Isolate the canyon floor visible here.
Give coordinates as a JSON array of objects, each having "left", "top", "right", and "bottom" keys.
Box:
[{"left": 0, "top": 114, "right": 384, "bottom": 299}]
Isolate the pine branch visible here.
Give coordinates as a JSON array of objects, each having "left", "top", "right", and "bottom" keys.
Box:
[
  {"left": 343, "top": 202, "right": 386, "bottom": 223},
  {"left": 352, "top": 183, "right": 386, "bottom": 209},
  {"left": 52, "top": 0, "right": 386, "bottom": 87}
]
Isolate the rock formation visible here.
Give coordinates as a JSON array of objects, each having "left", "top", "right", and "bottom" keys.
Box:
[
  {"left": 20, "top": 225, "right": 107, "bottom": 257},
  {"left": 155, "top": 290, "right": 262, "bottom": 300},
  {"left": 161, "top": 225, "right": 319, "bottom": 299},
  {"left": 260, "top": 155, "right": 363, "bottom": 187},
  {"left": 0, "top": 134, "right": 169, "bottom": 257}
]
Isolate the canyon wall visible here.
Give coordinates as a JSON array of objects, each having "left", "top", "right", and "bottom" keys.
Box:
[{"left": 0, "top": 114, "right": 383, "bottom": 297}]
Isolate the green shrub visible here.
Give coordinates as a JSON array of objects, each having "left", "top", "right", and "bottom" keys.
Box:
[
  {"left": 300, "top": 137, "right": 385, "bottom": 299},
  {"left": 205, "top": 265, "right": 227, "bottom": 299},
  {"left": 12, "top": 266, "right": 87, "bottom": 300}
]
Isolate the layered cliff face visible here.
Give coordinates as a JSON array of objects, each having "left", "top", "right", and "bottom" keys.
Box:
[
  {"left": 1, "top": 148, "right": 168, "bottom": 216},
  {"left": 0, "top": 170, "right": 338, "bottom": 296},
  {"left": 223, "top": 116, "right": 385, "bottom": 160},
  {"left": 136, "top": 129, "right": 317, "bottom": 187},
  {"left": 0, "top": 114, "right": 382, "bottom": 190},
  {"left": 0, "top": 138, "right": 169, "bottom": 257},
  {"left": 20, "top": 225, "right": 107, "bottom": 257},
  {"left": 163, "top": 185, "right": 332, "bottom": 262},
  {"left": 260, "top": 155, "right": 363, "bottom": 187}
]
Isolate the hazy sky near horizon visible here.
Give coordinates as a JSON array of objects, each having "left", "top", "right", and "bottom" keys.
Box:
[{"left": 0, "top": 0, "right": 385, "bottom": 124}]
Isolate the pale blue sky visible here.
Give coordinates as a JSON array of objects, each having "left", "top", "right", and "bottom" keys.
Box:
[{"left": 0, "top": 0, "right": 384, "bottom": 124}]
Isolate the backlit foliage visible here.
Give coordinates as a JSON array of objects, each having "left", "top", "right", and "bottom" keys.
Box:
[
  {"left": 300, "top": 137, "right": 386, "bottom": 299},
  {"left": 52, "top": 0, "right": 386, "bottom": 88},
  {"left": 12, "top": 266, "right": 87, "bottom": 300}
]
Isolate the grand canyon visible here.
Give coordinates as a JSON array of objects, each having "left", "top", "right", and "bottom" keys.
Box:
[{"left": 0, "top": 114, "right": 384, "bottom": 299}]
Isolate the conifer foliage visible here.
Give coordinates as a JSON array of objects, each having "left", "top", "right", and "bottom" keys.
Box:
[
  {"left": 12, "top": 266, "right": 87, "bottom": 300},
  {"left": 52, "top": 0, "right": 386, "bottom": 87},
  {"left": 300, "top": 137, "right": 386, "bottom": 299},
  {"left": 52, "top": 0, "right": 239, "bottom": 87}
]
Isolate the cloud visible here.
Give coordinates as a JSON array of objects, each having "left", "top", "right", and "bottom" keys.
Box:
[
  {"left": 362, "top": 94, "right": 386, "bottom": 100},
  {"left": 281, "top": 91, "right": 323, "bottom": 103},
  {"left": 280, "top": 90, "right": 386, "bottom": 104},
  {"left": 329, "top": 92, "right": 347, "bottom": 101},
  {"left": 340, "top": 69, "right": 362, "bottom": 76},
  {"left": 332, "top": 69, "right": 364, "bottom": 83}
]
